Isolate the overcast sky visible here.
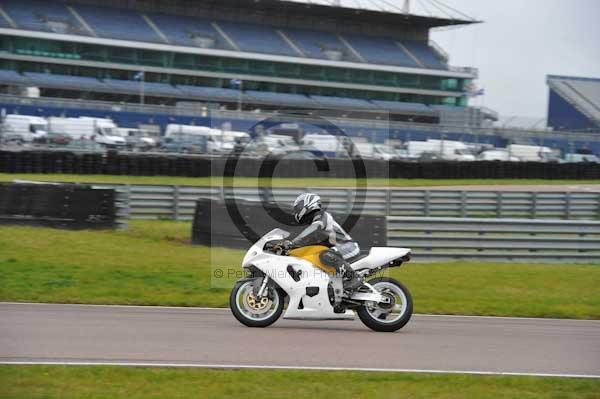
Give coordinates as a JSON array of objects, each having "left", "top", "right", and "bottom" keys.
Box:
[
  {"left": 429, "top": 0, "right": 600, "bottom": 120},
  {"left": 293, "top": 0, "right": 600, "bottom": 122}
]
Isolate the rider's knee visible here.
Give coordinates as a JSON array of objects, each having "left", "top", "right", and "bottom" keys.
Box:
[{"left": 319, "top": 249, "right": 344, "bottom": 270}]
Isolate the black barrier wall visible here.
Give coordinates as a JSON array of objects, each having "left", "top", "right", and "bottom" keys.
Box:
[
  {"left": 192, "top": 198, "right": 387, "bottom": 250},
  {"left": 1, "top": 150, "right": 600, "bottom": 179},
  {"left": 0, "top": 183, "right": 116, "bottom": 229}
]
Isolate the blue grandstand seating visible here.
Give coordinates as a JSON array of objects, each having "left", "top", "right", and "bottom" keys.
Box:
[
  {"left": 310, "top": 95, "right": 380, "bottom": 110},
  {"left": 176, "top": 85, "right": 247, "bottom": 102},
  {"left": 342, "top": 34, "right": 419, "bottom": 68},
  {"left": 148, "top": 14, "right": 231, "bottom": 49},
  {"left": 0, "top": 11, "right": 11, "bottom": 27},
  {"left": 140, "top": 82, "right": 185, "bottom": 97},
  {"left": 73, "top": 5, "right": 162, "bottom": 43},
  {"left": 2, "top": 0, "right": 86, "bottom": 34},
  {"left": 4, "top": 1, "right": 450, "bottom": 71},
  {"left": 2, "top": 69, "right": 447, "bottom": 117},
  {"left": 245, "top": 91, "right": 318, "bottom": 107},
  {"left": 216, "top": 21, "right": 297, "bottom": 56},
  {"left": 104, "top": 79, "right": 183, "bottom": 97},
  {"left": 0, "top": 70, "right": 29, "bottom": 85},
  {"left": 547, "top": 76, "right": 600, "bottom": 131},
  {"left": 102, "top": 79, "right": 142, "bottom": 92},
  {"left": 370, "top": 100, "right": 434, "bottom": 114},
  {"left": 429, "top": 105, "right": 463, "bottom": 111},
  {"left": 23, "top": 72, "right": 107, "bottom": 91},
  {"left": 402, "top": 41, "right": 446, "bottom": 69},
  {"left": 283, "top": 28, "right": 352, "bottom": 60}
]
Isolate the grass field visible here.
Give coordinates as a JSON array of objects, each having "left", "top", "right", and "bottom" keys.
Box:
[
  {"left": 1, "top": 221, "right": 599, "bottom": 318},
  {"left": 2, "top": 173, "right": 599, "bottom": 187},
  {"left": 1, "top": 365, "right": 599, "bottom": 399}
]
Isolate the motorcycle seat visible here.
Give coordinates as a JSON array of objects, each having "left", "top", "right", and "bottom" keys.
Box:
[
  {"left": 350, "top": 247, "right": 411, "bottom": 271},
  {"left": 348, "top": 252, "right": 369, "bottom": 264}
]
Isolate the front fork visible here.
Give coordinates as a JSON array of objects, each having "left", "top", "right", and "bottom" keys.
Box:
[{"left": 255, "top": 276, "right": 269, "bottom": 298}]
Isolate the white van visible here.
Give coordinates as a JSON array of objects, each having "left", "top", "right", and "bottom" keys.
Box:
[
  {"left": 164, "top": 124, "right": 224, "bottom": 152},
  {"left": 164, "top": 124, "right": 217, "bottom": 138},
  {"left": 48, "top": 117, "right": 126, "bottom": 147},
  {"left": 425, "top": 139, "right": 476, "bottom": 161},
  {"left": 478, "top": 149, "right": 520, "bottom": 162},
  {"left": 216, "top": 130, "right": 250, "bottom": 152},
  {"left": 406, "top": 141, "right": 438, "bottom": 159},
  {"left": 1, "top": 114, "right": 48, "bottom": 142},
  {"left": 352, "top": 142, "right": 396, "bottom": 160},
  {"left": 563, "top": 153, "right": 600, "bottom": 163},
  {"left": 117, "top": 128, "right": 156, "bottom": 150},
  {"left": 243, "top": 134, "right": 300, "bottom": 156},
  {"left": 506, "top": 144, "right": 554, "bottom": 162},
  {"left": 302, "top": 134, "right": 345, "bottom": 157}
]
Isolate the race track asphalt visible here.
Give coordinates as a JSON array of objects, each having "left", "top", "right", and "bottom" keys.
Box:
[{"left": 1, "top": 303, "right": 599, "bottom": 378}]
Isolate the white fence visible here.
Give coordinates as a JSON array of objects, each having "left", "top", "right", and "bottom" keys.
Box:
[
  {"left": 97, "top": 184, "right": 600, "bottom": 262},
  {"left": 97, "top": 184, "right": 600, "bottom": 221},
  {"left": 387, "top": 217, "right": 600, "bottom": 263}
]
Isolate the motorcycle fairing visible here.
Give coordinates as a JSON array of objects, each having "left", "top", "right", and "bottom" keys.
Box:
[{"left": 243, "top": 229, "right": 386, "bottom": 320}]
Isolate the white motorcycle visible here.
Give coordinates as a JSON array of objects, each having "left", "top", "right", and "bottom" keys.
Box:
[{"left": 230, "top": 229, "right": 413, "bottom": 332}]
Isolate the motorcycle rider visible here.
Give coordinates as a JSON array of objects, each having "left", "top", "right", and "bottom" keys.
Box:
[{"left": 286, "top": 193, "right": 363, "bottom": 291}]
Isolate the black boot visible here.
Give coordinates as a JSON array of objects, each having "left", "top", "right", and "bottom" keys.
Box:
[
  {"left": 341, "top": 266, "right": 363, "bottom": 292},
  {"left": 321, "top": 250, "right": 363, "bottom": 292}
]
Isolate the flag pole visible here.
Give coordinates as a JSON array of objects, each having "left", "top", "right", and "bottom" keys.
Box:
[
  {"left": 140, "top": 71, "right": 145, "bottom": 106},
  {"left": 237, "top": 79, "right": 243, "bottom": 111}
]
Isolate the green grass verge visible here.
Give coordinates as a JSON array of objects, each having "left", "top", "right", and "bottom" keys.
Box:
[
  {"left": 1, "top": 221, "right": 599, "bottom": 319},
  {"left": 1, "top": 173, "right": 598, "bottom": 187},
  {"left": 1, "top": 366, "right": 599, "bottom": 399}
]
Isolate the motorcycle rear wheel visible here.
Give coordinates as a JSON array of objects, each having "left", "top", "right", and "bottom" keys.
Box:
[
  {"left": 230, "top": 279, "right": 285, "bottom": 328},
  {"left": 357, "top": 277, "right": 413, "bottom": 332}
]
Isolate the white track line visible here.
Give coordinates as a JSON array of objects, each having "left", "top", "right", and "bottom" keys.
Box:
[
  {"left": 0, "top": 302, "right": 225, "bottom": 312},
  {"left": 1, "top": 302, "right": 598, "bottom": 322},
  {"left": 1, "top": 360, "right": 599, "bottom": 379}
]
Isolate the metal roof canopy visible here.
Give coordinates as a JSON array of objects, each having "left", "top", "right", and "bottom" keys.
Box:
[{"left": 115, "top": 0, "right": 480, "bottom": 29}]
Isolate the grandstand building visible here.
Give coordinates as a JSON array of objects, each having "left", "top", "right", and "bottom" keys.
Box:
[
  {"left": 547, "top": 75, "right": 600, "bottom": 133},
  {"left": 0, "top": 0, "right": 492, "bottom": 126}
]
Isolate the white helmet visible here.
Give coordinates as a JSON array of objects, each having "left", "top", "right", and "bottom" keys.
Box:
[{"left": 293, "top": 193, "right": 322, "bottom": 224}]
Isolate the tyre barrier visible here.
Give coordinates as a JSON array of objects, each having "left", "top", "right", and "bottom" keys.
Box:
[
  {"left": 0, "top": 182, "right": 117, "bottom": 229},
  {"left": 191, "top": 198, "right": 387, "bottom": 249},
  {"left": 1, "top": 150, "right": 599, "bottom": 179}
]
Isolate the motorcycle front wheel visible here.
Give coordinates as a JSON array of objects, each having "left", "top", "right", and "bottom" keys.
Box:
[
  {"left": 357, "top": 277, "right": 413, "bottom": 332},
  {"left": 230, "top": 279, "right": 285, "bottom": 328}
]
